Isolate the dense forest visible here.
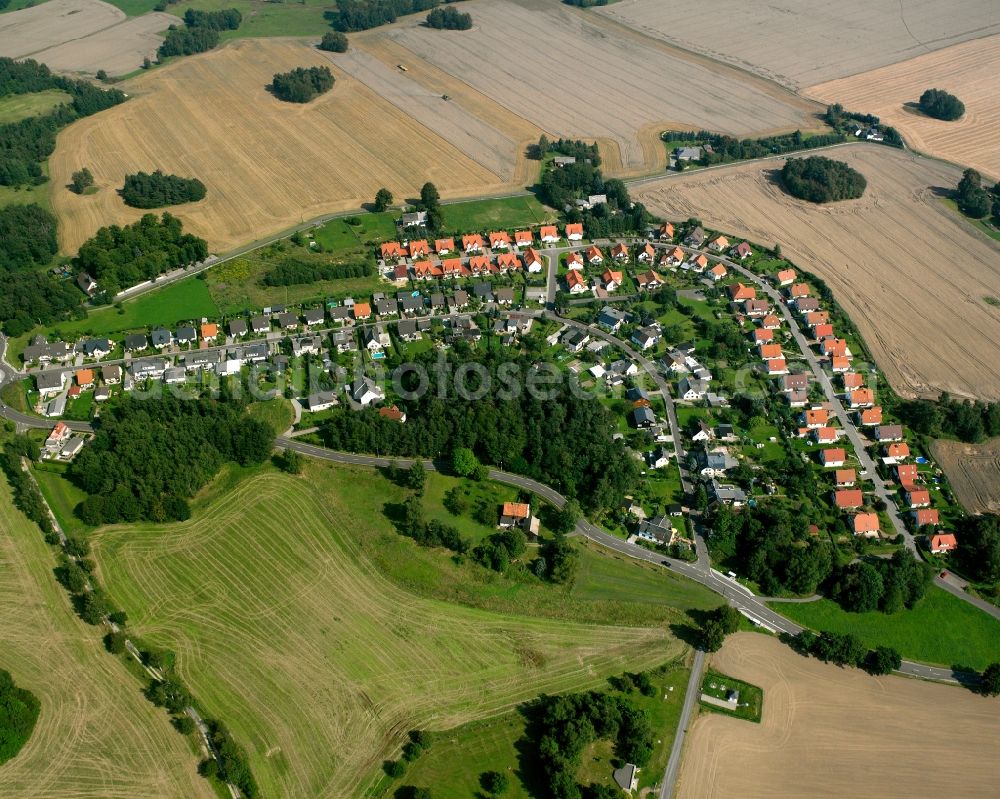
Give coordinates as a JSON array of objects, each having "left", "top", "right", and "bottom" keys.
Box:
[
  {"left": 0, "top": 58, "right": 126, "bottom": 187},
  {"left": 121, "top": 170, "right": 207, "bottom": 209},
  {"left": 75, "top": 212, "right": 209, "bottom": 294},
  {"left": 780, "top": 156, "right": 866, "bottom": 203},
  {"left": 0, "top": 668, "right": 40, "bottom": 766},
  {"left": 262, "top": 258, "right": 373, "bottom": 286},
  {"left": 957, "top": 515, "right": 1000, "bottom": 584},
  {"left": 919, "top": 88, "right": 964, "bottom": 121},
  {"left": 329, "top": 0, "right": 463, "bottom": 32},
  {"left": 828, "top": 550, "right": 933, "bottom": 614},
  {"left": 426, "top": 5, "right": 472, "bottom": 28},
  {"left": 0, "top": 204, "right": 80, "bottom": 335},
  {"left": 158, "top": 8, "right": 241, "bottom": 59},
  {"left": 69, "top": 397, "right": 273, "bottom": 525},
  {"left": 319, "top": 352, "right": 639, "bottom": 515},
  {"left": 269, "top": 66, "right": 334, "bottom": 103}
]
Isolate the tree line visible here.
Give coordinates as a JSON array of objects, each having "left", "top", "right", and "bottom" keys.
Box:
[
  {"left": 781, "top": 156, "right": 866, "bottom": 203},
  {"left": 426, "top": 5, "right": 471, "bottom": 29},
  {"left": 269, "top": 66, "right": 335, "bottom": 103},
  {"left": 821, "top": 104, "right": 904, "bottom": 146},
  {"left": 75, "top": 212, "right": 209, "bottom": 294},
  {"left": 158, "top": 9, "right": 241, "bottom": 59},
  {"left": 328, "top": 0, "right": 463, "bottom": 32},
  {"left": 892, "top": 391, "right": 1000, "bottom": 443},
  {"left": 0, "top": 57, "right": 126, "bottom": 187},
  {"left": 956, "top": 514, "right": 1000, "bottom": 585},
  {"left": 68, "top": 397, "right": 273, "bottom": 525},
  {"left": 121, "top": 169, "right": 207, "bottom": 209},
  {"left": 262, "top": 258, "right": 374, "bottom": 286},
  {"left": 319, "top": 352, "right": 639, "bottom": 516}
]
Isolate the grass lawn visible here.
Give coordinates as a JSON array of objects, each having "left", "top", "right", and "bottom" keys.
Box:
[
  {"left": 422, "top": 472, "right": 522, "bottom": 545},
  {"left": 442, "top": 196, "right": 555, "bottom": 233},
  {"left": 0, "top": 161, "right": 53, "bottom": 212},
  {"left": 699, "top": 669, "right": 763, "bottom": 723},
  {"left": 247, "top": 398, "right": 294, "bottom": 435},
  {"left": 32, "top": 462, "right": 93, "bottom": 539},
  {"left": 13, "top": 278, "right": 220, "bottom": 361},
  {"left": 771, "top": 587, "right": 1000, "bottom": 670},
  {"left": 312, "top": 212, "right": 397, "bottom": 253},
  {"left": 92, "top": 459, "right": 686, "bottom": 798},
  {"left": 104, "top": 0, "right": 331, "bottom": 35},
  {"left": 0, "top": 89, "right": 71, "bottom": 124},
  {"left": 939, "top": 198, "right": 1000, "bottom": 243}
]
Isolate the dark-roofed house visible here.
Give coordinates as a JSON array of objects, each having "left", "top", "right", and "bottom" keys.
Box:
[
  {"left": 78, "top": 338, "right": 112, "bottom": 358},
  {"left": 328, "top": 306, "right": 351, "bottom": 324},
  {"left": 631, "top": 406, "right": 655, "bottom": 428},
  {"left": 35, "top": 370, "right": 67, "bottom": 397},
  {"left": 598, "top": 306, "right": 627, "bottom": 332},
  {"left": 176, "top": 325, "right": 197, "bottom": 345},
  {"left": 291, "top": 337, "right": 323, "bottom": 357},
  {"left": 151, "top": 327, "right": 172, "bottom": 349},
  {"left": 375, "top": 298, "right": 396, "bottom": 317},
  {"left": 101, "top": 364, "right": 122, "bottom": 384},
  {"left": 429, "top": 292, "right": 446, "bottom": 310},
  {"left": 684, "top": 226, "right": 705, "bottom": 247},
  {"left": 332, "top": 329, "right": 357, "bottom": 352},
  {"left": 302, "top": 308, "right": 325, "bottom": 327},
  {"left": 450, "top": 289, "right": 469, "bottom": 310},
  {"left": 306, "top": 390, "right": 339, "bottom": 412},
  {"left": 398, "top": 294, "right": 424, "bottom": 315},
  {"left": 495, "top": 287, "right": 515, "bottom": 306},
  {"left": 23, "top": 339, "right": 71, "bottom": 365},
  {"left": 251, "top": 315, "right": 271, "bottom": 335},
  {"left": 228, "top": 319, "right": 248, "bottom": 338},
  {"left": 473, "top": 282, "right": 493, "bottom": 301},
  {"left": 397, "top": 319, "right": 421, "bottom": 341},
  {"left": 124, "top": 333, "right": 148, "bottom": 353},
  {"left": 130, "top": 359, "right": 167, "bottom": 380},
  {"left": 184, "top": 351, "right": 221, "bottom": 371},
  {"left": 875, "top": 424, "right": 904, "bottom": 442},
  {"left": 277, "top": 312, "right": 298, "bottom": 330}
]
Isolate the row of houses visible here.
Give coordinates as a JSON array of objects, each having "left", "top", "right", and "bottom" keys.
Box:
[
  {"left": 391, "top": 248, "right": 545, "bottom": 282},
  {"left": 380, "top": 224, "right": 585, "bottom": 263}
]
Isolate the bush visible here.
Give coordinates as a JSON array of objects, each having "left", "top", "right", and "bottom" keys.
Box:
[
  {"left": 70, "top": 167, "right": 93, "bottom": 194},
  {"left": 780, "top": 156, "right": 866, "bottom": 203},
  {"left": 318, "top": 31, "right": 349, "bottom": 52},
  {"left": 270, "top": 66, "right": 335, "bottom": 103},
  {"left": 261, "top": 258, "right": 373, "bottom": 286},
  {"left": 918, "top": 88, "right": 964, "bottom": 121}
]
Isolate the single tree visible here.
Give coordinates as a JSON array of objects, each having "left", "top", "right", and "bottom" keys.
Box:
[
  {"left": 451, "top": 447, "right": 479, "bottom": 477},
  {"left": 981, "top": 663, "right": 1000, "bottom": 696},
  {"left": 407, "top": 460, "right": 426, "bottom": 492},
  {"left": 481, "top": 770, "right": 509, "bottom": 796},
  {"left": 70, "top": 167, "right": 94, "bottom": 194},
  {"left": 865, "top": 646, "right": 902, "bottom": 675},
  {"left": 373, "top": 187, "right": 393, "bottom": 211}
]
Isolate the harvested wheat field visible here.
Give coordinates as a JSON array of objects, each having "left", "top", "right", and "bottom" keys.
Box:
[
  {"left": 807, "top": 35, "right": 1000, "bottom": 180},
  {"left": 677, "top": 633, "right": 1000, "bottom": 799},
  {"left": 636, "top": 146, "right": 1000, "bottom": 400},
  {"left": 379, "top": 0, "right": 819, "bottom": 173},
  {"left": 92, "top": 462, "right": 679, "bottom": 799},
  {"left": 932, "top": 437, "right": 1000, "bottom": 514},
  {"left": 0, "top": 486, "right": 213, "bottom": 799},
  {"left": 0, "top": 0, "right": 178, "bottom": 76},
  {"left": 50, "top": 37, "right": 510, "bottom": 254},
  {"left": 598, "top": 0, "right": 1000, "bottom": 89}
]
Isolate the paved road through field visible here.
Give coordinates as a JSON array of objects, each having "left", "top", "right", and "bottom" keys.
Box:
[{"left": 661, "top": 648, "right": 705, "bottom": 799}]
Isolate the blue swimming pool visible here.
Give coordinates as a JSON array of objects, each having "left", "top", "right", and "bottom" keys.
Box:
[
  {"left": 915, "top": 456, "right": 928, "bottom": 464},
  {"left": 372, "top": 351, "right": 385, "bottom": 359}
]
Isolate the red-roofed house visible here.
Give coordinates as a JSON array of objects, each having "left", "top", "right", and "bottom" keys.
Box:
[
  {"left": 201, "top": 323, "right": 218, "bottom": 342},
  {"left": 638, "top": 242, "right": 656, "bottom": 263},
  {"left": 759, "top": 343, "right": 783, "bottom": 360},
  {"left": 611, "top": 243, "right": 629, "bottom": 261},
  {"left": 913, "top": 508, "right": 939, "bottom": 528},
  {"left": 821, "top": 338, "right": 849, "bottom": 358},
  {"left": 602, "top": 269, "right": 624, "bottom": 291},
  {"left": 637, "top": 270, "right": 663, "bottom": 290},
  {"left": 803, "top": 408, "right": 829, "bottom": 428},
  {"left": 435, "top": 237, "right": 455, "bottom": 255},
  {"left": 896, "top": 464, "right": 919, "bottom": 484},
  {"left": 708, "top": 235, "right": 730, "bottom": 252},
  {"left": 766, "top": 358, "right": 789, "bottom": 375},
  {"left": 884, "top": 442, "right": 910, "bottom": 460},
  {"left": 849, "top": 388, "right": 875, "bottom": 408},
  {"left": 731, "top": 241, "right": 752, "bottom": 259},
  {"left": 835, "top": 469, "right": 856, "bottom": 487},
  {"left": 353, "top": 302, "right": 371, "bottom": 320},
  {"left": 514, "top": 230, "right": 533, "bottom": 247},
  {"left": 380, "top": 241, "right": 404, "bottom": 259},
  {"left": 903, "top": 486, "right": 931, "bottom": 508},
  {"left": 468, "top": 255, "right": 490, "bottom": 274},
  {"left": 789, "top": 282, "right": 810, "bottom": 299},
  {"left": 841, "top": 372, "right": 864, "bottom": 389},
  {"left": 524, "top": 247, "right": 543, "bottom": 273},
  {"left": 761, "top": 314, "right": 780, "bottom": 330},
  {"left": 441, "top": 258, "right": 464, "bottom": 278},
  {"left": 853, "top": 513, "right": 880, "bottom": 537},
  {"left": 753, "top": 328, "right": 774, "bottom": 344},
  {"left": 393, "top": 263, "right": 409, "bottom": 282},
  {"left": 708, "top": 263, "right": 728, "bottom": 281},
  {"left": 813, "top": 426, "right": 837, "bottom": 444},
  {"left": 835, "top": 489, "right": 864, "bottom": 509},
  {"left": 776, "top": 268, "right": 796, "bottom": 286},
  {"left": 496, "top": 252, "right": 520, "bottom": 272},
  {"left": 565, "top": 223, "right": 584, "bottom": 241},
  {"left": 462, "top": 234, "right": 485, "bottom": 253},
  {"left": 728, "top": 283, "right": 756, "bottom": 302},
  {"left": 566, "top": 269, "right": 588, "bottom": 294},
  {"left": 928, "top": 533, "right": 958, "bottom": 554},
  {"left": 75, "top": 369, "right": 95, "bottom": 388},
  {"left": 667, "top": 246, "right": 686, "bottom": 266},
  {"left": 805, "top": 310, "right": 830, "bottom": 327},
  {"left": 820, "top": 448, "right": 846, "bottom": 467},
  {"left": 657, "top": 222, "right": 675, "bottom": 240},
  {"left": 566, "top": 251, "right": 584, "bottom": 270},
  {"left": 499, "top": 501, "right": 531, "bottom": 528},
  {"left": 687, "top": 253, "right": 709, "bottom": 272},
  {"left": 585, "top": 245, "right": 604, "bottom": 264},
  {"left": 409, "top": 239, "right": 430, "bottom": 258},
  {"left": 489, "top": 231, "right": 511, "bottom": 250},
  {"left": 413, "top": 260, "right": 442, "bottom": 280},
  {"left": 859, "top": 407, "right": 883, "bottom": 426},
  {"left": 540, "top": 225, "right": 559, "bottom": 244},
  {"left": 831, "top": 356, "right": 850, "bottom": 373},
  {"left": 813, "top": 323, "right": 834, "bottom": 340}
]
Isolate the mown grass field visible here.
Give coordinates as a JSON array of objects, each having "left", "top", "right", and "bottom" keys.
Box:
[
  {"left": 92, "top": 460, "right": 704, "bottom": 798},
  {"left": 441, "top": 195, "right": 555, "bottom": 232},
  {"left": 32, "top": 462, "right": 92, "bottom": 539},
  {"left": 106, "top": 0, "right": 331, "bottom": 35},
  {"left": 0, "top": 480, "right": 213, "bottom": 799},
  {"left": 772, "top": 588, "right": 1000, "bottom": 670},
  {"left": 0, "top": 89, "right": 71, "bottom": 124}
]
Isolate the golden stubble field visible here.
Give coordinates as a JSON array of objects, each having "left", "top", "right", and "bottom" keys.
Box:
[
  {"left": 597, "top": 0, "right": 1000, "bottom": 89},
  {"left": 0, "top": 0, "right": 178, "bottom": 76},
  {"left": 635, "top": 146, "right": 1000, "bottom": 400},
  {"left": 677, "top": 633, "right": 1000, "bottom": 799},
  {"left": 50, "top": 37, "right": 511, "bottom": 254},
  {"left": 806, "top": 34, "right": 1000, "bottom": 180},
  {"left": 932, "top": 437, "right": 1000, "bottom": 514},
  {"left": 0, "top": 484, "right": 213, "bottom": 799}
]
